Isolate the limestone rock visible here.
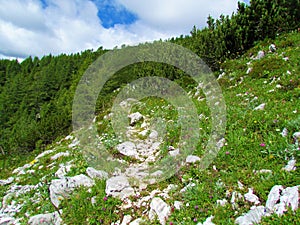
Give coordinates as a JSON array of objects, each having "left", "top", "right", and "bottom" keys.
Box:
[
  {"left": 186, "top": 155, "right": 200, "bottom": 163},
  {"left": 128, "top": 112, "right": 143, "bottom": 125},
  {"left": 86, "top": 167, "right": 108, "bottom": 180},
  {"left": 265, "top": 185, "right": 284, "bottom": 212},
  {"left": 105, "top": 175, "right": 135, "bottom": 199},
  {"left": 197, "top": 215, "right": 215, "bottom": 225},
  {"left": 121, "top": 215, "right": 132, "bottom": 225},
  {"left": 0, "top": 177, "right": 14, "bottom": 186},
  {"left": 116, "top": 142, "right": 138, "bottom": 157},
  {"left": 49, "top": 174, "right": 94, "bottom": 207},
  {"left": 129, "top": 218, "right": 144, "bottom": 225},
  {"left": 149, "top": 197, "right": 171, "bottom": 225},
  {"left": 254, "top": 103, "right": 265, "bottom": 111},
  {"left": 235, "top": 206, "right": 266, "bottom": 225},
  {"left": 28, "top": 211, "right": 62, "bottom": 225},
  {"left": 282, "top": 159, "right": 296, "bottom": 172},
  {"left": 244, "top": 188, "right": 260, "bottom": 205},
  {"left": 50, "top": 152, "right": 70, "bottom": 161}
]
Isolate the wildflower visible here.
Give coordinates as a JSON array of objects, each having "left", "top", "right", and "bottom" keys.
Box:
[
  {"left": 103, "top": 196, "right": 108, "bottom": 201},
  {"left": 225, "top": 151, "right": 230, "bottom": 155},
  {"left": 170, "top": 222, "right": 174, "bottom": 225},
  {"left": 194, "top": 205, "right": 199, "bottom": 209},
  {"left": 193, "top": 218, "right": 197, "bottom": 222},
  {"left": 260, "top": 143, "right": 266, "bottom": 147}
]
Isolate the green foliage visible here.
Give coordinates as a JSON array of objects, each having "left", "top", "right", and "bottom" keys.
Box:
[{"left": 60, "top": 180, "right": 121, "bottom": 224}]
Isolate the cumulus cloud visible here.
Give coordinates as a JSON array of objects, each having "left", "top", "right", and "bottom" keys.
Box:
[
  {"left": 0, "top": 0, "right": 240, "bottom": 59},
  {"left": 118, "top": 0, "right": 239, "bottom": 33}
]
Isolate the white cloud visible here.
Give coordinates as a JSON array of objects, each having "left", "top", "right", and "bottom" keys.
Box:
[
  {"left": 0, "top": 0, "right": 240, "bottom": 59},
  {"left": 118, "top": 0, "right": 239, "bottom": 33}
]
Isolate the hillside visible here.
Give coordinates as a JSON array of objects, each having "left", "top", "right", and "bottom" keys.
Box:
[{"left": 0, "top": 30, "right": 299, "bottom": 225}]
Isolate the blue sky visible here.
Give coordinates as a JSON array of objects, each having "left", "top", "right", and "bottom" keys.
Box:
[{"left": 0, "top": 0, "right": 248, "bottom": 59}]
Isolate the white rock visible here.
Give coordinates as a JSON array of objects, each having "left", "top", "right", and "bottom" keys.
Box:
[
  {"left": 283, "top": 57, "right": 289, "bottom": 61},
  {"left": 28, "top": 211, "right": 62, "bottom": 225},
  {"left": 129, "top": 218, "right": 144, "bottom": 225},
  {"left": 55, "top": 164, "right": 72, "bottom": 178},
  {"left": 138, "top": 129, "right": 149, "bottom": 138},
  {"left": 12, "top": 163, "right": 32, "bottom": 174},
  {"left": 282, "top": 159, "right": 296, "bottom": 172},
  {"left": 254, "top": 169, "right": 272, "bottom": 174},
  {"left": 128, "top": 112, "right": 143, "bottom": 125},
  {"left": 216, "top": 138, "right": 226, "bottom": 149},
  {"left": 121, "top": 215, "right": 132, "bottom": 225},
  {"left": 281, "top": 186, "right": 299, "bottom": 211},
  {"left": 231, "top": 191, "right": 243, "bottom": 207},
  {"left": 246, "top": 67, "right": 253, "bottom": 74},
  {"left": 180, "top": 183, "right": 196, "bottom": 193},
  {"left": 293, "top": 132, "right": 300, "bottom": 140},
  {"left": 216, "top": 199, "right": 228, "bottom": 207},
  {"left": 174, "top": 201, "right": 182, "bottom": 210},
  {"left": 269, "top": 44, "right": 276, "bottom": 52},
  {"left": 49, "top": 174, "right": 94, "bottom": 207},
  {"left": 281, "top": 128, "right": 288, "bottom": 137},
  {"left": 149, "top": 130, "right": 159, "bottom": 140},
  {"left": 255, "top": 51, "right": 265, "bottom": 60},
  {"left": 0, "top": 216, "right": 16, "bottom": 225},
  {"left": 149, "top": 197, "right": 171, "bottom": 225},
  {"left": 237, "top": 181, "right": 244, "bottom": 190},
  {"left": 35, "top": 149, "right": 54, "bottom": 160},
  {"left": 68, "top": 138, "right": 79, "bottom": 148},
  {"left": 0, "top": 177, "right": 14, "bottom": 186},
  {"left": 65, "top": 135, "right": 73, "bottom": 140},
  {"left": 169, "top": 149, "right": 180, "bottom": 157},
  {"left": 197, "top": 215, "right": 215, "bottom": 225},
  {"left": 116, "top": 142, "right": 138, "bottom": 157},
  {"left": 186, "top": 155, "right": 200, "bottom": 163},
  {"left": 254, "top": 103, "right": 266, "bottom": 111},
  {"left": 235, "top": 206, "right": 266, "bottom": 225},
  {"left": 244, "top": 188, "right": 260, "bottom": 205},
  {"left": 50, "top": 152, "right": 70, "bottom": 161},
  {"left": 105, "top": 175, "right": 135, "bottom": 199},
  {"left": 265, "top": 185, "right": 284, "bottom": 212},
  {"left": 86, "top": 167, "right": 108, "bottom": 180}
]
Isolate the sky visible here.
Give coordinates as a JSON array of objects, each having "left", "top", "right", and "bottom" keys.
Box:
[{"left": 0, "top": 0, "right": 250, "bottom": 60}]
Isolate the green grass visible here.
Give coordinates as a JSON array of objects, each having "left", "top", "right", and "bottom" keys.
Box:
[{"left": 0, "top": 31, "right": 299, "bottom": 224}]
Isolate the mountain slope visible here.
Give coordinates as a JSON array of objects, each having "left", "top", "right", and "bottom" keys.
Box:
[{"left": 0, "top": 31, "right": 299, "bottom": 225}]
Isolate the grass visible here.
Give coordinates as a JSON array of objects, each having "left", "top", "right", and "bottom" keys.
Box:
[{"left": 0, "top": 31, "right": 299, "bottom": 224}]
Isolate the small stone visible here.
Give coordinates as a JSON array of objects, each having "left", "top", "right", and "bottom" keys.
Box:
[
  {"left": 28, "top": 211, "right": 62, "bottom": 225},
  {"left": 129, "top": 218, "right": 144, "bottom": 225},
  {"left": 235, "top": 206, "right": 266, "bottom": 225},
  {"left": 105, "top": 175, "right": 135, "bottom": 199},
  {"left": 169, "top": 149, "right": 180, "bottom": 157},
  {"left": 50, "top": 152, "right": 70, "bottom": 161},
  {"left": 116, "top": 142, "right": 138, "bottom": 157},
  {"left": 281, "top": 128, "right": 288, "bottom": 137},
  {"left": 254, "top": 103, "right": 265, "bottom": 111},
  {"left": 149, "top": 197, "right": 171, "bottom": 225},
  {"left": 149, "top": 130, "right": 159, "bottom": 140},
  {"left": 269, "top": 44, "right": 276, "bottom": 52},
  {"left": 86, "top": 167, "right": 108, "bottom": 180},
  {"left": 0, "top": 177, "right": 14, "bottom": 186},
  {"left": 121, "top": 215, "right": 132, "bottom": 225},
  {"left": 282, "top": 159, "right": 296, "bottom": 172},
  {"left": 186, "top": 155, "right": 200, "bottom": 163},
  {"left": 293, "top": 132, "right": 300, "bottom": 140},
  {"left": 244, "top": 188, "right": 260, "bottom": 205},
  {"left": 216, "top": 199, "right": 227, "bottom": 207},
  {"left": 174, "top": 201, "right": 182, "bottom": 210},
  {"left": 128, "top": 112, "right": 143, "bottom": 125}
]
